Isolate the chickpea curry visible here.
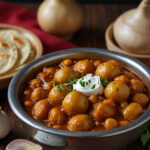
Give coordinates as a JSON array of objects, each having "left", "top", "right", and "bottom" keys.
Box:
[{"left": 23, "top": 59, "right": 149, "bottom": 131}]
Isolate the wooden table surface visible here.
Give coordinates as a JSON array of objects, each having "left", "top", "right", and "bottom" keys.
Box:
[{"left": 0, "top": 1, "right": 149, "bottom": 150}]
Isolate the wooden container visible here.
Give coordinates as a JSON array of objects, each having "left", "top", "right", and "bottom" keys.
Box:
[{"left": 105, "top": 0, "right": 150, "bottom": 58}]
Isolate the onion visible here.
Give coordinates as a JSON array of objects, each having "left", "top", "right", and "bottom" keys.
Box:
[
  {"left": 0, "top": 106, "right": 11, "bottom": 139},
  {"left": 113, "top": 0, "right": 150, "bottom": 54},
  {"left": 37, "top": 0, "right": 83, "bottom": 39},
  {"left": 6, "top": 139, "right": 43, "bottom": 150}
]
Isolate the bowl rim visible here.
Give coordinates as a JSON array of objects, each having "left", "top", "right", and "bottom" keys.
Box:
[{"left": 8, "top": 48, "right": 150, "bottom": 138}]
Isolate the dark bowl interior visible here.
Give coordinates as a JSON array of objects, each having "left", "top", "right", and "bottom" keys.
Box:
[{"left": 8, "top": 48, "right": 150, "bottom": 138}]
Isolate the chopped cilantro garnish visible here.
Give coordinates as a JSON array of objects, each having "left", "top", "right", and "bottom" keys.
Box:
[
  {"left": 123, "top": 105, "right": 127, "bottom": 109},
  {"left": 66, "top": 88, "right": 72, "bottom": 93},
  {"left": 68, "top": 77, "right": 78, "bottom": 85},
  {"left": 57, "top": 85, "right": 61, "bottom": 91},
  {"left": 97, "top": 100, "right": 102, "bottom": 103},
  {"left": 141, "top": 129, "right": 150, "bottom": 146},
  {"left": 101, "top": 77, "right": 109, "bottom": 88},
  {"left": 68, "top": 78, "right": 72, "bottom": 83},
  {"left": 86, "top": 81, "right": 88, "bottom": 85},
  {"left": 88, "top": 79, "right": 91, "bottom": 83},
  {"left": 53, "top": 82, "right": 58, "bottom": 87},
  {"left": 79, "top": 80, "right": 85, "bottom": 87},
  {"left": 86, "top": 114, "right": 91, "bottom": 118},
  {"left": 93, "top": 100, "right": 101, "bottom": 107},
  {"left": 42, "top": 83, "right": 45, "bottom": 88},
  {"left": 91, "top": 84, "right": 96, "bottom": 89},
  {"left": 63, "top": 83, "right": 70, "bottom": 86},
  {"left": 80, "top": 73, "right": 84, "bottom": 76},
  {"left": 72, "top": 77, "right": 78, "bottom": 84}
]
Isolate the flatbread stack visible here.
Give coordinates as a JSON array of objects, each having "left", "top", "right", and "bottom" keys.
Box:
[{"left": 0, "top": 30, "right": 34, "bottom": 76}]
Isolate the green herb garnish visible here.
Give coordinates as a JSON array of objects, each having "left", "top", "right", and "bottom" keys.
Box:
[
  {"left": 72, "top": 77, "right": 78, "bottom": 84},
  {"left": 93, "top": 100, "right": 102, "bottom": 107},
  {"left": 86, "top": 114, "right": 91, "bottom": 118},
  {"left": 123, "top": 105, "right": 127, "bottom": 109},
  {"left": 101, "top": 77, "right": 109, "bottom": 88},
  {"left": 63, "top": 83, "right": 70, "bottom": 86},
  {"left": 53, "top": 82, "right": 58, "bottom": 87},
  {"left": 141, "top": 128, "right": 150, "bottom": 146},
  {"left": 80, "top": 73, "right": 84, "bottom": 76},
  {"left": 97, "top": 100, "right": 102, "bottom": 103},
  {"left": 42, "top": 83, "right": 45, "bottom": 88},
  {"left": 88, "top": 79, "right": 91, "bottom": 83},
  {"left": 57, "top": 85, "right": 62, "bottom": 91},
  {"left": 68, "top": 77, "right": 78, "bottom": 85},
  {"left": 91, "top": 84, "right": 96, "bottom": 89},
  {"left": 79, "top": 80, "right": 85, "bottom": 87},
  {"left": 66, "top": 88, "right": 72, "bottom": 93}
]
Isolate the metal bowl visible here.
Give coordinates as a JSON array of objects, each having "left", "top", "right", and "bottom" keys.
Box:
[{"left": 8, "top": 48, "right": 150, "bottom": 150}]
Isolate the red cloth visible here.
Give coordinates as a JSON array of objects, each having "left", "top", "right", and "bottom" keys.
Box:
[{"left": 0, "top": 2, "right": 77, "bottom": 54}]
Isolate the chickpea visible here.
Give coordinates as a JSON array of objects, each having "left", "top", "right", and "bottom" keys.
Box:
[
  {"left": 31, "top": 87, "right": 48, "bottom": 101},
  {"left": 95, "top": 60, "right": 121, "bottom": 80},
  {"left": 130, "top": 79, "right": 145, "bottom": 93},
  {"left": 37, "top": 72, "right": 48, "bottom": 81},
  {"left": 104, "top": 81, "right": 130, "bottom": 103},
  {"left": 124, "top": 71, "right": 136, "bottom": 79},
  {"left": 104, "top": 118, "right": 118, "bottom": 130},
  {"left": 74, "top": 59, "right": 95, "bottom": 74},
  {"left": 33, "top": 99, "right": 50, "bottom": 119},
  {"left": 94, "top": 60, "right": 102, "bottom": 68},
  {"left": 54, "top": 67, "right": 76, "bottom": 83},
  {"left": 24, "top": 100, "right": 33, "bottom": 107},
  {"left": 29, "top": 78, "right": 42, "bottom": 88},
  {"left": 43, "top": 81, "right": 53, "bottom": 91},
  {"left": 98, "top": 96, "right": 105, "bottom": 101},
  {"left": 62, "top": 91, "right": 89, "bottom": 116},
  {"left": 43, "top": 67, "right": 56, "bottom": 75},
  {"left": 122, "top": 103, "right": 143, "bottom": 120},
  {"left": 48, "top": 85, "right": 67, "bottom": 106},
  {"left": 103, "top": 99, "right": 116, "bottom": 108},
  {"left": 119, "top": 120, "right": 130, "bottom": 126},
  {"left": 53, "top": 125, "right": 62, "bottom": 129},
  {"left": 48, "top": 107, "right": 67, "bottom": 125},
  {"left": 24, "top": 89, "right": 32, "bottom": 100},
  {"left": 68, "top": 114, "right": 93, "bottom": 131},
  {"left": 132, "top": 93, "right": 149, "bottom": 106},
  {"left": 91, "top": 103, "right": 116, "bottom": 121},
  {"left": 89, "top": 94, "right": 97, "bottom": 104},
  {"left": 95, "top": 121, "right": 102, "bottom": 127},
  {"left": 61, "top": 59, "right": 73, "bottom": 67},
  {"left": 114, "top": 75, "right": 129, "bottom": 84}
]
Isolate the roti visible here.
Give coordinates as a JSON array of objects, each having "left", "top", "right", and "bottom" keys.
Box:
[
  {"left": 0, "top": 30, "right": 31, "bottom": 66},
  {"left": 0, "top": 39, "right": 18, "bottom": 75}
]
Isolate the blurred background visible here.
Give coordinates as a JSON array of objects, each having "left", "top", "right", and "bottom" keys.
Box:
[{"left": 4, "top": 0, "right": 141, "bottom": 3}]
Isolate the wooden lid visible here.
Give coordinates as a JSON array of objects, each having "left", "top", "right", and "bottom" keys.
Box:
[{"left": 105, "top": 23, "right": 150, "bottom": 59}]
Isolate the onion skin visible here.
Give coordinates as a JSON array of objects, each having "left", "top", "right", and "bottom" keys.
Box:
[
  {"left": 6, "top": 139, "right": 43, "bottom": 150},
  {"left": 37, "top": 0, "right": 83, "bottom": 39},
  {"left": 113, "top": 0, "right": 150, "bottom": 54},
  {"left": 0, "top": 108, "right": 11, "bottom": 139}
]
